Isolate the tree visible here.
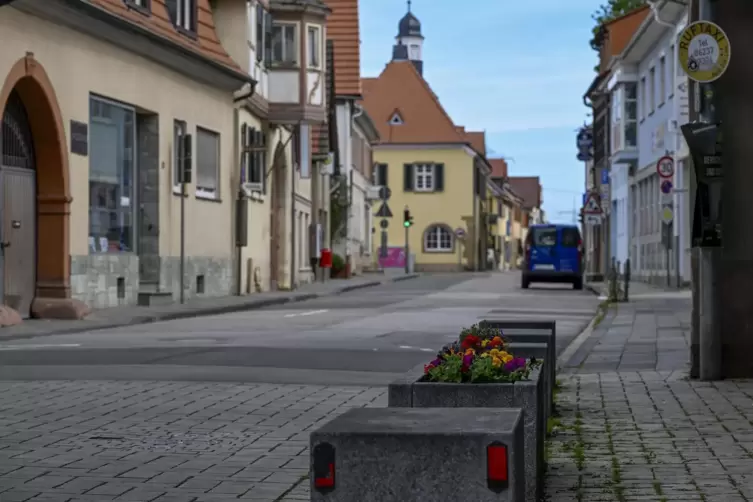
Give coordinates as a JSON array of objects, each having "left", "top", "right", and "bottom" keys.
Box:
[{"left": 590, "top": 0, "right": 647, "bottom": 51}]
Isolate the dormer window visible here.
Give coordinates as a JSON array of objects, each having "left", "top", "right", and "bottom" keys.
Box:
[
  {"left": 307, "top": 25, "right": 322, "bottom": 69},
  {"left": 166, "top": 0, "right": 196, "bottom": 33},
  {"left": 272, "top": 23, "right": 298, "bottom": 65},
  {"left": 125, "top": 0, "right": 150, "bottom": 13}
]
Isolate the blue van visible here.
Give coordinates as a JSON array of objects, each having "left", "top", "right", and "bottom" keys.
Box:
[{"left": 521, "top": 224, "right": 583, "bottom": 290}]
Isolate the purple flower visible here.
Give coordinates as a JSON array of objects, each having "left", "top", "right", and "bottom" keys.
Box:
[
  {"left": 504, "top": 357, "right": 527, "bottom": 372},
  {"left": 430, "top": 358, "right": 443, "bottom": 367},
  {"left": 463, "top": 354, "right": 474, "bottom": 366}
]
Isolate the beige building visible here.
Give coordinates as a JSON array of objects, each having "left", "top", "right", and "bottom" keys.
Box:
[{"left": 0, "top": 0, "right": 328, "bottom": 320}]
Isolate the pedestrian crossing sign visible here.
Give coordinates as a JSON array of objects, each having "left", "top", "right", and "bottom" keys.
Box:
[{"left": 583, "top": 193, "right": 602, "bottom": 214}]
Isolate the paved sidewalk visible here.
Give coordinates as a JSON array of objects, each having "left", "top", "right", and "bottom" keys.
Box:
[
  {"left": 547, "top": 288, "right": 753, "bottom": 501},
  {"left": 0, "top": 381, "right": 386, "bottom": 502},
  {"left": 0, "top": 274, "right": 419, "bottom": 341}
]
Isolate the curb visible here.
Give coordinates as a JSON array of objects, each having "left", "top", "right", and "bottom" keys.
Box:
[{"left": 0, "top": 273, "right": 421, "bottom": 341}]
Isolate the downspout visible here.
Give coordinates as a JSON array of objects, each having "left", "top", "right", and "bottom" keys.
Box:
[
  {"left": 290, "top": 127, "right": 296, "bottom": 289},
  {"left": 648, "top": 0, "right": 678, "bottom": 27},
  {"left": 233, "top": 107, "right": 242, "bottom": 296}
]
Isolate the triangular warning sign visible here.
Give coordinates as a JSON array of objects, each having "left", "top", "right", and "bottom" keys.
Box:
[
  {"left": 583, "top": 193, "right": 602, "bottom": 214},
  {"left": 375, "top": 203, "right": 393, "bottom": 218}
]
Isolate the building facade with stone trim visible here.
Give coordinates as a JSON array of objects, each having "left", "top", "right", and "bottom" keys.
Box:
[{"left": 0, "top": 0, "right": 255, "bottom": 317}]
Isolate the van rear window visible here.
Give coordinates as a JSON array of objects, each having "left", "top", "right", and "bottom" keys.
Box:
[
  {"left": 530, "top": 227, "right": 557, "bottom": 247},
  {"left": 561, "top": 228, "right": 581, "bottom": 247}
]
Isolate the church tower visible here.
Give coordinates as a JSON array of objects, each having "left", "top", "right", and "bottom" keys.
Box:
[{"left": 391, "top": 0, "right": 424, "bottom": 75}]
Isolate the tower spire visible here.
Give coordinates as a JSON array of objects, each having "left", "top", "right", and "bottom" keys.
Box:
[{"left": 407, "top": 0, "right": 411, "bottom": 12}]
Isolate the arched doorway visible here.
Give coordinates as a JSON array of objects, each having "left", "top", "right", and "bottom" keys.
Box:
[
  {"left": 0, "top": 53, "right": 88, "bottom": 319},
  {"left": 0, "top": 90, "right": 37, "bottom": 316}
]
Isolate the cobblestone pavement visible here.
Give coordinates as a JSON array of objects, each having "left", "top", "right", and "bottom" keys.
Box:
[
  {"left": 548, "top": 288, "right": 753, "bottom": 502},
  {"left": 0, "top": 381, "right": 385, "bottom": 501},
  {"left": 547, "top": 371, "right": 753, "bottom": 502}
]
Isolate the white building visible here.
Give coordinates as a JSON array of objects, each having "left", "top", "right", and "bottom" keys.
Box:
[{"left": 608, "top": 1, "right": 690, "bottom": 285}]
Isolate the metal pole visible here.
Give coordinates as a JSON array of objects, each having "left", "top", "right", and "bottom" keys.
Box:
[
  {"left": 688, "top": 0, "right": 701, "bottom": 378},
  {"left": 458, "top": 239, "right": 462, "bottom": 271},
  {"left": 665, "top": 237, "right": 670, "bottom": 287},
  {"left": 404, "top": 224, "right": 409, "bottom": 274},
  {"left": 311, "top": 161, "right": 321, "bottom": 282},
  {"left": 179, "top": 179, "right": 185, "bottom": 304},
  {"left": 697, "top": 0, "right": 722, "bottom": 380}
]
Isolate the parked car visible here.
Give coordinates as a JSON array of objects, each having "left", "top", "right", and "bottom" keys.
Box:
[{"left": 521, "top": 224, "right": 583, "bottom": 290}]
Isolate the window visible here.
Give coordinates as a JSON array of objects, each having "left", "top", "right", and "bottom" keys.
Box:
[
  {"left": 167, "top": 0, "right": 196, "bottom": 32},
  {"left": 88, "top": 96, "right": 136, "bottom": 253},
  {"left": 173, "top": 120, "right": 186, "bottom": 190},
  {"left": 241, "top": 124, "right": 266, "bottom": 191},
  {"left": 659, "top": 57, "right": 666, "bottom": 104},
  {"left": 561, "top": 228, "right": 581, "bottom": 247},
  {"left": 649, "top": 67, "right": 656, "bottom": 112},
  {"left": 255, "top": 3, "right": 263, "bottom": 60},
  {"left": 640, "top": 77, "right": 647, "bottom": 120},
  {"left": 530, "top": 227, "right": 557, "bottom": 247},
  {"left": 624, "top": 83, "right": 637, "bottom": 147},
  {"left": 409, "top": 44, "right": 420, "bottom": 59},
  {"left": 272, "top": 23, "right": 297, "bottom": 64},
  {"left": 414, "top": 164, "right": 435, "bottom": 191},
  {"left": 424, "top": 225, "right": 453, "bottom": 252},
  {"left": 611, "top": 88, "right": 622, "bottom": 152},
  {"left": 196, "top": 127, "right": 220, "bottom": 198},
  {"left": 126, "top": 0, "right": 150, "bottom": 11},
  {"left": 307, "top": 25, "right": 321, "bottom": 69}
]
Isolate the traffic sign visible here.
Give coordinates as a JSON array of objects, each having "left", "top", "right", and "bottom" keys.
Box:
[
  {"left": 601, "top": 169, "right": 609, "bottom": 185},
  {"left": 375, "top": 203, "right": 393, "bottom": 218},
  {"left": 379, "top": 186, "right": 392, "bottom": 200},
  {"left": 380, "top": 219, "right": 389, "bottom": 229},
  {"left": 678, "top": 21, "right": 731, "bottom": 83},
  {"left": 660, "top": 180, "right": 673, "bottom": 194},
  {"left": 454, "top": 228, "right": 466, "bottom": 239},
  {"left": 661, "top": 205, "right": 674, "bottom": 224},
  {"left": 656, "top": 155, "right": 674, "bottom": 178},
  {"left": 577, "top": 151, "right": 591, "bottom": 162},
  {"left": 584, "top": 214, "right": 601, "bottom": 225},
  {"left": 583, "top": 193, "right": 602, "bottom": 214}
]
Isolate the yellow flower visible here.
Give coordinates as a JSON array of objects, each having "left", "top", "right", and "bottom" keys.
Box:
[
  {"left": 480, "top": 352, "right": 490, "bottom": 358},
  {"left": 489, "top": 348, "right": 501, "bottom": 357},
  {"left": 465, "top": 348, "right": 475, "bottom": 356},
  {"left": 481, "top": 339, "right": 489, "bottom": 348},
  {"left": 502, "top": 353, "right": 513, "bottom": 363},
  {"left": 492, "top": 357, "right": 503, "bottom": 367}
]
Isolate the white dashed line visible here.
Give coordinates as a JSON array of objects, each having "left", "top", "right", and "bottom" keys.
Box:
[
  {"left": 284, "top": 309, "right": 329, "bottom": 318},
  {"left": 0, "top": 343, "right": 81, "bottom": 351}
]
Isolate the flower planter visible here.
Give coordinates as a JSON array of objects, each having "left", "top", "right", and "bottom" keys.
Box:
[
  {"left": 506, "top": 342, "right": 551, "bottom": 421},
  {"left": 388, "top": 363, "right": 545, "bottom": 502},
  {"left": 479, "top": 320, "right": 556, "bottom": 410}
]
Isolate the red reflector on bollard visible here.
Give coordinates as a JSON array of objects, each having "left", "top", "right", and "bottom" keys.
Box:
[
  {"left": 314, "top": 463, "right": 335, "bottom": 488},
  {"left": 487, "top": 442, "right": 509, "bottom": 492},
  {"left": 313, "top": 443, "right": 336, "bottom": 492}
]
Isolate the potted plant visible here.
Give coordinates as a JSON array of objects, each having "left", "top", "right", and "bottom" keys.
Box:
[{"left": 388, "top": 324, "right": 546, "bottom": 502}]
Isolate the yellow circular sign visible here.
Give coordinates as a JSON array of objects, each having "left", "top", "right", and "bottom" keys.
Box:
[{"left": 678, "top": 21, "right": 731, "bottom": 83}]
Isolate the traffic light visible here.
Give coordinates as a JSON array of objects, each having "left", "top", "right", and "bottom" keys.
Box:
[
  {"left": 403, "top": 207, "right": 414, "bottom": 228},
  {"left": 578, "top": 209, "right": 584, "bottom": 224}
]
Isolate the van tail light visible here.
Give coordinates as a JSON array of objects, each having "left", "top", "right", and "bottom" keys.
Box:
[
  {"left": 487, "top": 442, "right": 509, "bottom": 492},
  {"left": 313, "top": 443, "right": 335, "bottom": 492}
]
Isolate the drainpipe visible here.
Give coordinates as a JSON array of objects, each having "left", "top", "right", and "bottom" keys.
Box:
[
  {"left": 290, "top": 127, "right": 296, "bottom": 289},
  {"left": 233, "top": 107, "right": 242, "bottom": 296},
  {"left": 648, "top": 0, "right": 688, "bottom": 27}
]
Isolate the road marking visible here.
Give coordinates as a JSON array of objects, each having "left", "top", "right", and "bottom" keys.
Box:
[
  {"left": 284, "top": 309, "right": 328, "bottom": 318},
  {"left": 399, "top": 345, "right": 435, "bottom": 352},
  {"left": 0, "top": 343, "right": 81, "bottom": 351}
]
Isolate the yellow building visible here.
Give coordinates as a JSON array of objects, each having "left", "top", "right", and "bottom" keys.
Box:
[{"left": 361, "top": 61, "right": 491, "bottom": 271}]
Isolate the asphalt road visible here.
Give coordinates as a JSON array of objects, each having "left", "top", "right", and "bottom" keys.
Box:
[{"left": 0, "top": 272, "right": 600, "bottom": 385}]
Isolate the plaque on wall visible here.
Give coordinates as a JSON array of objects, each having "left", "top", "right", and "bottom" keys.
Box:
[{"left": 70, "top": 120, "right": 88, "bottom": 156}]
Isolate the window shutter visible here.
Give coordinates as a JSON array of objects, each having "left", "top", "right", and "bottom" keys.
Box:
[
  {"left": 264, "top": 12, "right": 273, "bottom": 66},
  {"left": 434, "top": 163, "right": 444, "bottom": 192},
  {"left": 165, "top": 0, "right": 177, "bottom": 23},
  {"left": 379, "top": 163, "right": 388, "bottom": 187},
  {"left": 403, "top": 164, "right": 413, "bottom": 191}
]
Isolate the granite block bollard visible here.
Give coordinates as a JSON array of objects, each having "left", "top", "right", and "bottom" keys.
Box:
[
  {"left": 388, "top": 364, "right": 545, "bottom": 502},
  {"left": 310, "top": 407, "right": 526, "bottom": 502}
]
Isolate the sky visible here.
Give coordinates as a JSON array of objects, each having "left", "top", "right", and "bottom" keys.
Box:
[{"left": 359, "top": 0, "right": 601, "bottom": 223}]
